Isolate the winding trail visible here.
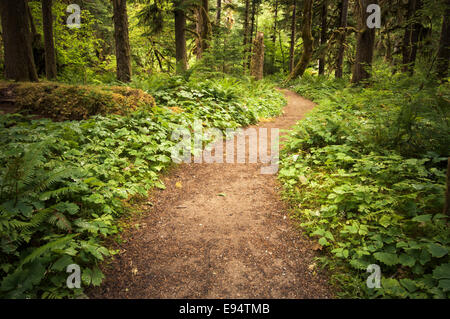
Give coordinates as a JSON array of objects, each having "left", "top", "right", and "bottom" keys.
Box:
[{"left": 89, "top": 90, "right": 333, "bottom": 299}]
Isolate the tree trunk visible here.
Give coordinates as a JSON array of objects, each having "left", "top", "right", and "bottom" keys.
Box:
[
  {"left": 436, "top": 0, "right": 450, "bottom": 80},
  {"left": 351, "top": 0, "right": 377, "bottom": 84},
  {"left": 216, "top": 0, "right": 222, "bottom": 26},
  {"left": 195, "top": 0, "right": 211, "bottom": 59},
  {"left": 248, "top": 0, "right": 257, "bottom": 70},
  {"left": 319, "top": 0, "right": 328, "bottom": 75},
  {"left": 288, "top": 0, "right": 297, "bottom": 73},
  {"left": 42, "top": 0, "right": 57, "bottom": 79},
  {"left": 243, "top": 0, "right": 250, "bottom": 69},
  {"left": 402, "top": 0, "right": 422, "bottom": 74},
  {"left": 112, "top": 0, "right": 132, "bottom": 82},
  {"left": 271, "top": 0, "right": 278, "bottom": 72},
  {"left": 0, "top": 0, "right": 38, "bottom": 81},
  {"left": 174, "top": 2, "right": 188, "bottom": 73},
  {"left": 250, "top": 32, "right": 264, "bottom": 80},
  {"left": 444, "top": 158, "right": 450, "bottom": 216},
  {"left": 335, "top": 0, "right": 349, "bottom": 78},
  {"left": 287, "top": 0, "right": 314, "bottom": 81}
]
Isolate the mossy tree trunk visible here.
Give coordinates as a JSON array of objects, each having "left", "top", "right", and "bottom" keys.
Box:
[
  {"left": 319, "top": 0, "right": 328, "bottom": 75},
  {"left": 335, "top": 0, "right": 349, "bottom": 78},
  {"left": 288, "top": 0, "right": 297, "bottom": 74},
  {"left": 243, "top": 0, "right": 250, "bottom": 70},
  {"left": 287, "top": 0, "right": 314, "bottom": 81},
  {"left": 0, "top": 0, "right": 38, "bottom": 82},
  {"left": 113, "top": 0, "right": 132, "bottom": 82},
  {"left": 42, "top": 0, "right": 57, "bottom": 80},
  {"left": 174, "top": 1, "right": 188, "bottom": 73},
  {"left": 250, "top": 31, "right": 264, "bottom": 80},
  {"left": 436, "top": 0, "right": 450, "bottom": 80},
  {"left": 195, "top": 0, "right": 212, "bottom": 59},
  {"left": 351, "top": 0, "right": 377, "bottom": 85}
]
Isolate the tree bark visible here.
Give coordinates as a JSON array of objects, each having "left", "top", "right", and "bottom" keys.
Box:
[
  {"left": 335, "top": 0, "right": 349, "bottom": 78},
  {"left": 351, "top": 0, "right": 377, "bottom": 84},
  {"left": 444, "top": 158, "right": 450, "bottom": 216},
  {"left": 0, "top": 0, "right": 38, "bottom": 81},
  {"left": 436, "top": 0, "right": 450, "bottom": 80},
  {"left": 271, "top": 0, "right": 278, "bottom": 72},
  {"left": 42, "top": 0, "right": 57, "bottom": 79},
  {"left": 174, "top": 1, "right": 188, "bottom": 73},
  {"left": 216, "top": 0, "right": 222, "bottom": 26},
  {"left": 319, "top": 0, "right": 328, "bottom": 75},
  {"left": 195, "top": 0, "right": 211, "bottom": 59},
  {"left": 250, "top": 31, "right": 264, "bottom": 80},
  {"left": 112, "top": 0, "right": 132, "bottom": 82},
  {"left": 248, "top": 0, "right": 257, "bottom": 70},
  {"left": 243, "top": 0, "right": 250, "bottom": 69},
  {"left": 402, "top": 0, "right": 422, "bottom": 74},
  {"left": 288, "top": 0, "right": 297, "bottom": 73},
  {"left": 287, "top": 0, "right": 314, "bottom": 81}
]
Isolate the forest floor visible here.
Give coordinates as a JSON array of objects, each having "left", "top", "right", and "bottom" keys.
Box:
[{"left": 88, "top": 90, "right": 334, "bottom": 298}]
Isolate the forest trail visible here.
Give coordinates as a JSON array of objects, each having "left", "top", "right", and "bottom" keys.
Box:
[{"left": 89, "top": 90, "right": 333, "bottom": 299}]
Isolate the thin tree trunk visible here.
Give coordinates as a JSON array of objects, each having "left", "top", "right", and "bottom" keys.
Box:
[
  {"left": 402, "top": 0, "right": 422, "bottom": 74},
  {"left": 289, "top": 0, "right": 297, "bottom": 73},
  {"left": 444, "top": 158, "right": 450, "bottom": 216},
  {"left": 351, "top": 0, "right": 377, "bottom": 84},
  {"left": 174, "top": 2, "right": 188, "bottom": 73},
  {"left": 112, "top": 0, "right": 132, "bottom": 82},
  {"left": 287, "top": 0, "right": 314, "bottom": 81},
  {"left": 216, "top": 0, "right": 221, "bottom": 26},
  {"left": 243, "top": 0, "right": 250, "bottom": 69},
  {"left": 271, "top": 0, "right": 278, "bottom": 71},
  {"left": 335, "top": 0, "right": 349, "bottom": 78},
  {"left": 0, "top": 0, "right": 38, "bottom": 81},
  {"left": 248, "top": 0, "right": 256, "bottom": 70},
  {"left": 436, "top": 0, "right": 450, "bottom": 80},
  {"left": 319, "top": 0, "right": 328, "bottom": 75},
  {"left": 42, "top": 0, "right": 57, "bottom": 79}
]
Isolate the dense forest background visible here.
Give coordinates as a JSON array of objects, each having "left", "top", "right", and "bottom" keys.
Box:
[{"left": 0, "top": 0, "right": 449, "bottom": 299}]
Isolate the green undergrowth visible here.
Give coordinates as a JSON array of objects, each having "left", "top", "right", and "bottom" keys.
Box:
[
  {"left": 0, "top": 75, "right": 285, "bottom": 298},
  {"left": 279, "top": 71, "right": 450, "bottom": 298}
]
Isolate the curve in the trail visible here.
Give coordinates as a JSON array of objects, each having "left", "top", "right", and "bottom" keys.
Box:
[{"left": 89, "top": 90, "right": 333, "bottom": 299}]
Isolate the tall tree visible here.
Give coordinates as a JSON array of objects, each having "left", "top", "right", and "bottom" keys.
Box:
[
  {"left": 335, "top": 0, "right": 349, "bottom": 78},
  {"left": 270, "top": 0, "right": 278, "bottom": 72},
  {"left": 42, "top": 0, "right": 57, "bottom": 79},
  {"left": 250, "top": 31, "right": 264, "bottom": 80},
  {"left": 0, "top": 0, "right": 38, "bottom": 81},
  {"left": 318, "top": 0, "right": 328, "bottom": 75},
  {"left": 195, "top": 0, "right": 212, "bottom": 59},
  {"left": 112, "top": 0, "right": 132, "bottom": 82},
  {"left": 436, "top": 0, "right": 450, "bottom": 80},
  {"left": 243, "top": 0, "right": 250, "bottom": 69},
  {"left": 248, "top": 0, "right": 257, "bottom": 69},
  {"left": 216, "top": 0, "right": 222, "bottom": 26},
  {"left": 174, "top": 0, "right": 188, "bottom": 73},
  {"left": 351, "top": 0, "right": 377, "bottom": 84},
  {"left": 402, "top": 0, "right": 422, "bottom": 74},
  {"left": 288, "top": 0, "right": 297, "bottom": 73},
  {"left": 287, "top": 0, "right": 314, "bottom": 81}
]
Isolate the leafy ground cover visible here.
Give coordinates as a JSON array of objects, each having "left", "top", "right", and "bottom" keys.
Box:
[
  {"left": 0, "top": 75, "right": 285, "bottom": 298},
  {"left": 279, "top": 70, "right": 450, "bottom": 298}
]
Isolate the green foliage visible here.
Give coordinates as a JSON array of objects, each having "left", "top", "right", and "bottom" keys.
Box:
[
  {"left": 279, "top": 72, "right": 450, "bottom": 298},
  {"left": 0, "top": 75, "right": 285, "bottom": 298}
]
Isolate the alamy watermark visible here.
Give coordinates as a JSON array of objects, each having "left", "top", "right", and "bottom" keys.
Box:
[
  {"left": 170, "top": 120, "right": 279, "bottom": 174},
  {"left": 367, "top": 4, "right": 381, "bottom": 29}
]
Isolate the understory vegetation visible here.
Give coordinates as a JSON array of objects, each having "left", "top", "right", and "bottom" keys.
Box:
[
  {"left": 0, "top": 75, "right": 285, "bottom": 298},
  {"left": 279, "top": 70, "right": 450, "bottom": 298}
]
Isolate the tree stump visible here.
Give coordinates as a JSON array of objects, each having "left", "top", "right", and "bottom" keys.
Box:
[{"left": 250, "top": 31, "right": 264, "bottom": 80}]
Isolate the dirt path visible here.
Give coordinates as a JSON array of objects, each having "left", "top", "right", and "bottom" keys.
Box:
[{"left": 89, "top": 90, "right": 333, "bottom": 299}]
